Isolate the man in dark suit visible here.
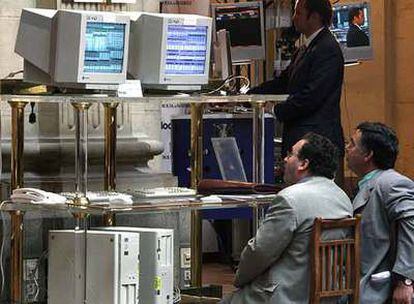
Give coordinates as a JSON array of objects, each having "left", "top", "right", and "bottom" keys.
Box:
[
  {"left": 346, "top": 7, "right": 370, "bottom": 47},
  {"left": 249, "top": 0, "right": 345, "bottom": 166}
]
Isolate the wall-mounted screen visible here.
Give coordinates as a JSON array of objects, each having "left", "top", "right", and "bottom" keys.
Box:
[
  {"left": 330, "top": 1, "right": 373, "bottom": 63},
  {"left": 211, "top": 1, "right": 265, "bottom": 62}
]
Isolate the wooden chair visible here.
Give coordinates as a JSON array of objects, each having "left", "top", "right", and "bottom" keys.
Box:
[{"left": 310, "top": 216, "right": 361, "bottom": 304}]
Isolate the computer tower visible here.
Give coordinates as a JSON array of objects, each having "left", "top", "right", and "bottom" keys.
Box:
[
  {"left": 98, "top": 227, "right": 174, "bottom": 304},
  {"left": 171, "top": 113, "right": 275, "bottom": 187},
  {"left": 48, "top": 230, "right": 139, "bottom": 304}
]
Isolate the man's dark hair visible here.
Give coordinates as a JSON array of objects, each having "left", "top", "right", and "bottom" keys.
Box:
[
  {"left": 304, "top": 0, "right": 333, "bottom": 27},
  {"left": 348, "top": 7, "right": 363, "bottom": 24},
  {"left": 357, "top": 122, "right": 399, "bottom": 170},
  {"left": 297, "top": 132, "right": 338, "bottom": 179}
]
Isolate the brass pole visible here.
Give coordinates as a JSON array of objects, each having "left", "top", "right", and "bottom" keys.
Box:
[
  {"left": 190, "top": 102, "right": 203, "bottom": 287},
  {"left": 10, "top": 211, "right": 23, "bottom": 303},
  {"left": 103, "top": 102, "right": 119, "bottom": 226},
  {"left": 9, "top": 101, "right": 27, "bottom": 190},
  {"left": 103, "top": 102, "right": 119, "bottom": 191},
  {"left": 8, "top": 100, "right": 27, "bottom": 303}
]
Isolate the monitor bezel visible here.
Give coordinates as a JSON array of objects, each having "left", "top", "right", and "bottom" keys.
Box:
[
  {"left": 211, "top": 1, "right": 266, "bottom": 63},
  {"left": 331, "top": 0, "right": 373, "bottom": 63}
]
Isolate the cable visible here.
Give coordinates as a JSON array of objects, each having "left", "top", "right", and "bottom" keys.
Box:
[
  {"left": 3, "top": 70, "right": 23, "bottom": 79},
  {"left": 28, "top": 248, "right": 48, "bottom": 302},
  {"left": 173, "top": 286, "right": 181, "bottom": 303},
  {"left": 201, "top": 75, "right": 251, "bottom": 96}
]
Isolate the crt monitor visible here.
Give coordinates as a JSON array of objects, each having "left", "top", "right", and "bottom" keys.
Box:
[
  {"left": 15, "top": 9, "right": 130, "bottom": 89},
  {"left": 127, "top": 12, "right": 212, "bottom": 91},
  {"left": 211, "top": 1, "right": 265, "bottom": 63},
  {"left": 330, "top": 1, "right": 373, "bottom": 63}
]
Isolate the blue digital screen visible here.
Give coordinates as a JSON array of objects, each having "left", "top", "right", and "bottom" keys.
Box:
[
  {"left": 84, "top": 22, "right": 125, "bottom": 74},
  {"left": 165, "top": 25, "right": 208, "bottom": 75}
]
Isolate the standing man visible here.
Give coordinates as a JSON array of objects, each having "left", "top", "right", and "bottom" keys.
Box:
[
  {"left": 250, "top": 0, "right": 345, "bottom": 162},
  {"left": 346, "top": 122, "right": 414, "bottom": 304},
  {"left": 346, "top": 7, "right": 370, "bottom": 47},
  {"left": 221, "top": 133, "right": 352, "bottom": 303}
]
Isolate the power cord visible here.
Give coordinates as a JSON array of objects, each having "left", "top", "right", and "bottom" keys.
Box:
[
  {"left": 202, "top": 75, "right": 251, "bottom": 96},
  {"left": 173, "top": 286, "right": 181, "bottom": 303},
  {"left": 3, "top": 70, "right": 23, "bottom": 79}
]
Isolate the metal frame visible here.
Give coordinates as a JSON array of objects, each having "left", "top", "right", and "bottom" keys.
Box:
[{"left": 5, "top": 94, "right": 285, "bottom": 299}]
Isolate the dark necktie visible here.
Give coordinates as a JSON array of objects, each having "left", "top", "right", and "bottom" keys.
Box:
[{"left": 292, "top": 45, "right": 307, "bottom": 66}]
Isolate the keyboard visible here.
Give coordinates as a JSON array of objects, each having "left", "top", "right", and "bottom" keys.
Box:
[{"left": 134, "top": 187, "right": 196, "bottom": 198}]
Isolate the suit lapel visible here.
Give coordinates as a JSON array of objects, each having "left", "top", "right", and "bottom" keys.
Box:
[
  {"left": 353, "top": 185, "right": 371, "bottom": 213},
  {"left": 290, "top": 28, "right": 328, "bottom": 78},
  {"left": 353, "top": 171, "right": 383, "bottom": 214}
]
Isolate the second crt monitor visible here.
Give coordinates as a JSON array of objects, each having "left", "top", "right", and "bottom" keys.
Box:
[{"left": 128, "top": 13, "right": 212, "bottom": 91}]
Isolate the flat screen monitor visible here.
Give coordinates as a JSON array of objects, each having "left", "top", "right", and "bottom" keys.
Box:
[
  {"left": 211, "top": 1, "right": 265, "bottom": 62},
  {"left": 330, "top": 1, "right": 373, "bottom": 63},
  {"left": 15, "top": 9, "right": 130, "bottom": 90},
  {"left": 127, "top": 12, "right": 212, "bottom": 91}
]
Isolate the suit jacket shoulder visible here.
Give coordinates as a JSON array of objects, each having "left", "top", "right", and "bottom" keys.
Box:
[{"left": 371, "top": 169, "right": 414, "bottom": 220}]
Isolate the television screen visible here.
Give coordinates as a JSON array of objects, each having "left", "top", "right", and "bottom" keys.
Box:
[
  {"left": 211, "top": 1, "right": 265, "bottom": 62},
  {"left": 84, "top": 22, "right": 126, "bottom": 74},
  {"left": 165, "top": 25, "right": 208, "bottom": 76},
  {"left": 330, "top": 1, "right": 373, "bottom": 62},
  {"left": 214, "top": 4, "right": 262, "bottom": 47}
]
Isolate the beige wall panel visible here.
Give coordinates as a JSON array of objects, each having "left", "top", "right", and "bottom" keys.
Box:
[
  {"left": 340, "top": 0, "right": 387, "bottom": 176},
  {"left": 392, "top": 1, "right": 414, "bottom": 103},
  {"left": 392, "top": 103, "right": 414, "bottom": 177},
  {"left": 2, "top": 0, "right": 35, "bottom": 8}
]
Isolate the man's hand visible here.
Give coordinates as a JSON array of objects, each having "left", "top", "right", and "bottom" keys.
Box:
[{"left": 392, "top": 282, "right": 413, "bottom": 304}]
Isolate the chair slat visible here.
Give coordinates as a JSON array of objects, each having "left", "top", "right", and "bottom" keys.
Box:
[
  {"left": 309, "top": 216, "right": 361, "bottom": 304},
  {"left": 333, "top": 244, "right": 338, "bottom": 290}
]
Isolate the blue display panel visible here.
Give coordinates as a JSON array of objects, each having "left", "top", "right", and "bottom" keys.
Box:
[
  {"left": 165, "top": 25, "right": 208, "bottom": 75},
  {"left": 84, "top": 22, "right": 125, "bottom": 74}
]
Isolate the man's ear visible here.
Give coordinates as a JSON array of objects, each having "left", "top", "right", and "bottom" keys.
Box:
[
  {"left": 298, "top": 158, "right": 310, "bottom": 172},
  {"left": 364, "top": 150, "right": 374, "bottom": 163}
]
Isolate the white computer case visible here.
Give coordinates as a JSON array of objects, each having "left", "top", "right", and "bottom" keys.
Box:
[
  {"left": 98, "top": 227, "right": 174, "bottom": 304},
  {"left": 48, "top": 230, "right": 139, "bottom": 304}
]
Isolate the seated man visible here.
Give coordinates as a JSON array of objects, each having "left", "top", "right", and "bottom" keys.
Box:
[
  {"left": 221, "top": 133, "right": 352, "bottom": 303},
  {"left": 346, "top": 122, "right": 414, "bottom": 303}
]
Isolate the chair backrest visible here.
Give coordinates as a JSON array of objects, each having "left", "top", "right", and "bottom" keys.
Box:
[{"left": 309, "top": 216, "right": 361, "bottom": 304}]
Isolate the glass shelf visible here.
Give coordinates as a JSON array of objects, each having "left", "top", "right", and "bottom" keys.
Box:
[
  {"left": 1, "top": 93, "right": 288, "bottom": 104},
  {"left": 1, "top": 194, "right": 275, "bottom": 215}
]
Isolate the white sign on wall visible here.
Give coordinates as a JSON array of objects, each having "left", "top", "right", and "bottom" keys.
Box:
[{"left": 160, "top": 102, "right": 190, "bottom": 172}]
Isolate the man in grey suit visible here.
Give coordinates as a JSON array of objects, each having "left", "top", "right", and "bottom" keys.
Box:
[
  {"left": 346, "top": 122, "right": 414, "bottom": 304},
  {"left": 221, "top": 133, "right": 352, "bottom": 303}
]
